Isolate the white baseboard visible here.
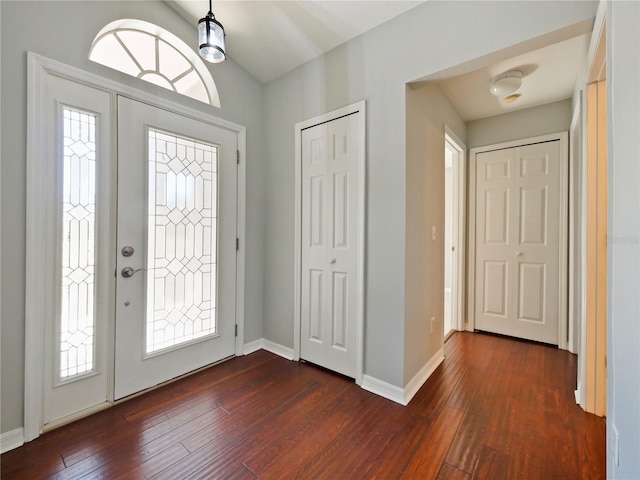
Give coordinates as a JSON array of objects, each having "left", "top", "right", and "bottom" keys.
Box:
[
  {"left": 242, "top": 339, "right": 264, "bottom": 355},
  {"left": 361, "top": 375, "right": 407, "bottom": 405},
  {"left": 361, "top": 349, "right": 444, "bottom": 406},
  {"left": 242, "top": 338, "right": 294, "bottom": 361},
  {"left": 1, "top": 428, "right": 24, "bottom": 454},
  {"left": 404, "top": 349, "right": 445, "bottom": 404},
  {"left": 262, "top": 339, "right": 294, "bottom": 360}
]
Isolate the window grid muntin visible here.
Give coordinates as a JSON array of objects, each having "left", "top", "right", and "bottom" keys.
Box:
[
  {"left": 145, "top": 128, "right": 219, "bottom": 354},
  {"left": 59, "top": 106, "right": 98, "bottom": 381},
  {"left": 90, "top": 25, "right": 216, "bottom": 106}
]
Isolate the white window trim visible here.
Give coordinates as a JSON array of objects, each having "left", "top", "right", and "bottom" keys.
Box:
[{"left": 25, "top": 52, "right": 246, "bottom": 442}]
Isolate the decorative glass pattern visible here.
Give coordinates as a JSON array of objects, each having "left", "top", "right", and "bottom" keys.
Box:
[
  {"left": 60, "top": 107, "right": 97, "bottom": 380},
  {"left": 146, "top": 129, "right": 218, "bottom": 354},
  {"left": 89, "top": 19, "right": 221, "bottom": 107}
]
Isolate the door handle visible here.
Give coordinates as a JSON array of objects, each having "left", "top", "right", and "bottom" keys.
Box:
[
  {"left": 330, "top": 258, "right": 336, "bottom": 264},
  {"left": 121, "top": 267, "right": 135, "bottom": 278},
  {"left": 516, "top": 251, "right": 523, "bottom": 257},
  {"left": 121, "top": 267, "right": 146, "bottom": 278}
]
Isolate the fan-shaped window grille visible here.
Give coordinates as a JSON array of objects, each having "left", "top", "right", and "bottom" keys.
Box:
[{"left": 89, "top": 19, "right": 220, "bottom": 107}]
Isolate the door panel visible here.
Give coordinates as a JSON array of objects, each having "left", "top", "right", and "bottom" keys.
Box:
[
  {"left": 43, "top": 76, "right": 112, "bottom": 426},
  {"left": 483, "top": 261, "right": 508, "bottom": 317},
  {"left": 519, "top": 186, "right": 547, "bottom": 244},
  {"left": 114, "top": 97, "right": 237, "bottom": 400},
  {"left": 485, "top": 189, "right": 509, "bottom": 244},
  {"left": 475, "top": 140, "right": 562, "bottom": 344},
  {"left": 300, "top": 113, "right": 360, "bottom": 378},
  {"left": 518, "top": 263, "right": 545, "bottom": 321}
]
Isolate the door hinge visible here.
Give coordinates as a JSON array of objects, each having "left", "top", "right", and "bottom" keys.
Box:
[
  {"left": 235, "top": 324, "right": 238, "bottom": 337},
  {"left": 237, "top": 150, "right": 240, "bottom": 164},
  {"left": 236, "top": 238, "right": 240, "bottom": 251}
]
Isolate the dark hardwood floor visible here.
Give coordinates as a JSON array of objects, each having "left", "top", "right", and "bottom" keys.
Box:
[{"left": 1, "top": 332, "right": 606, "bottom": 479}]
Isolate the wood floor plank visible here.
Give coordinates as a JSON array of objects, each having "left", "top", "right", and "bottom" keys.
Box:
[
  {"left": 400, "top": 405, "right": 465, "bottom": 480},
  {"left": 242, "top": 380, "right": 352, "bottom": 475},
  {"left": 289, "top": 400, "right": 395, "bottom": 480},
  {"left": 483, "top": 394, "right": 518, "bottom": 454},
  {"left": 471, "top": 444, "right": 510, "bottom": 480},
  {"left": 153, "top": 380, "right": 324, "bottom": 480},
  {"left": 257, "top": 409, "right": 354, "bottom": 480},
  {"left": 445, "top": 411, "right": 489, "bottom": 473},
  {"left": 1, "top": 333, "right": 606, "bottom": 480},
  {"left": 363, "top": 416, "right": 435, "bottom": 479},
  {"left": 436, "top": 462, "right": 471, "bottom": 480}
]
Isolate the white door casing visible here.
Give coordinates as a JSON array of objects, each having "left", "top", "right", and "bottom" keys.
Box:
[
  {"left": 294, "top": 102, "right": 365, "bottom": 383},
  {"left": 114, "top": 97, "right": 238, "bottom": 400},
  {"left": 444, "top": 127, "right": 467, "bottom": 335},
  {"left": 25, "top": 53, "right": 246, "bottom": 441},
  {"left": 469, "top": 134, "right": 568, "bottom": 346}
]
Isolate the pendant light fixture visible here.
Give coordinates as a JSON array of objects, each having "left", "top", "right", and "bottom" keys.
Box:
[{"left": 199, "top": 0, "right": 226, "bottom": 63}]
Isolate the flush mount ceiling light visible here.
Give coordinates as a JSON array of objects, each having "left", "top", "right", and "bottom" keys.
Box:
[
  {"left": 490, "top": 70, "right": 522, "bottom": 96},
  {"left": 199, "top": 0, "right": 226, "bottom": 63}
]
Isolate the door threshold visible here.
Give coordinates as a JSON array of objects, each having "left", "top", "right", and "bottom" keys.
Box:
[
  {"left": 114, "top": 354, "right": 237, "bottom": 404},
  {"left": 43, "top": 402, "right": 113, "bottom": 433}
]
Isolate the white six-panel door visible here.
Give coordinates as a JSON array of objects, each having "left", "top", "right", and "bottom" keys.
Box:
[
  {"left": 475, "top": 139, "right": 563, "bottom": 344},
  {"left": 300, "top": 113, "right": 360, "bottom": 378}
]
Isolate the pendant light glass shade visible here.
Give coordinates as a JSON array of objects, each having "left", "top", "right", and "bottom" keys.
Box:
[{"left": 199, "top": 7, "right": 226, "bottom": 63}]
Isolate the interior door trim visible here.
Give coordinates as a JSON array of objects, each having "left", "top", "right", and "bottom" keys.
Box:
[
  {"left": 293, "top": 101, "right": 366, "bottom": 385},
  {"left": 24, "top": 52, "right": 246, "bottom": 443},
  {"left": 467, "top": 131, "right": 569, "bottom": 349}
]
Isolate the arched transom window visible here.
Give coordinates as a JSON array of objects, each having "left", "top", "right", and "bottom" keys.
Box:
[{"left": 89, "top": 19, "right": 220, "bottom": 107}]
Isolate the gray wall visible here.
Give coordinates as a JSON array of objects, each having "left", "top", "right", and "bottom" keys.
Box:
[
  {"left": 405, "top": 82, "right": 465, "bottom": 384},
  {"left": 262, "top": 1, "right": 598, "bottom": 388},
  {"left": 467, "top": 99, "right": 573, "bottom": 148},
  {"left": 0, "top": 0, "right": 264, "bottom": 434},
  {"left": 607, "top": 1, "right": 640, "bottom": 478}
]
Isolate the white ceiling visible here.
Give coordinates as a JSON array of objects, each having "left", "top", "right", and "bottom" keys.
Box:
[
  {"left": 168, "top": 1, "right": 590, "bottom": 121},
  {"left": 168, "top": 0, "right": 425, "bottom": 84},
  {"left": 437, "top": 33, "right": 591, "bottom": 122}
]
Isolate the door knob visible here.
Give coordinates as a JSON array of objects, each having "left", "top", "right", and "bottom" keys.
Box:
[
  {"left": 516, "top": 251, "right": 523, "bottom": 257},
  {"left": 121, "top": 246, "right": 134, "bottom": 257},
  {"left": 330, "top": 258, "right": 336, "bottom": 264},
  {"left": 121, "top": 267, "right": 135, "bottom": 278}
]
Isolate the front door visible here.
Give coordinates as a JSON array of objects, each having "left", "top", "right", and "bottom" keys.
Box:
[
  {"left": 114, "top": 97, "right": 238, "bottom": 399},
  {"left": 474, "top": 139, "right": 563, "bottom": 344},
  {"left": 33, "top": 71, "right": 243, "bottom": 435}
]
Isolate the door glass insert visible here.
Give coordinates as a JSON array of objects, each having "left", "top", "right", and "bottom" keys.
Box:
[
  {"left": 146, "top": 128, "right": 218, "bottom": 354},
  {"left": 60, "top": 107, "right": 98, "bottom": 380}
]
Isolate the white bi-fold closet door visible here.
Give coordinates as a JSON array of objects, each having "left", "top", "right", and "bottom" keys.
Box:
[
  {"left": 36, "top": 73, "right": 238, "bottom": 428},
  {"left": 473, "top": 137, "right": 566, "bottom": 345},
  {"left": 299, "top": 112, "right": 362, "bottom": 378}
]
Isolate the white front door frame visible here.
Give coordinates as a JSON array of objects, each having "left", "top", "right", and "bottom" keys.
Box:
[
  {"left": 293, "top": 101, "right": 366, "bottom": 385},
  {"left": 467, "top": 132, "right": 569, "bottom": 349},
  {"left": 25, "top": 53, "right": 246, "bottom": 442}
]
